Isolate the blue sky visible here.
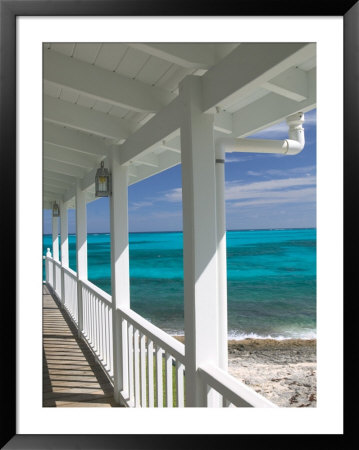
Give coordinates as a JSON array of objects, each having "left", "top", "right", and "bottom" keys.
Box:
[{"left": 43, "top": 108, "right": 316, "bottom": 234}]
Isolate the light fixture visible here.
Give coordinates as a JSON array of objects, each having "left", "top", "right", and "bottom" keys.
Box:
[
  {"left": 95, "top": 161, "right": 111, "bottom": 197},
  {"left": 52, "top": 201, "right": 60, "bottom": 217}
]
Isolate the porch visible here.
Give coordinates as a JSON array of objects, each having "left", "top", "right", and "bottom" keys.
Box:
[{"left": 43, "top": 42, "right": 316, "bottom": 408}]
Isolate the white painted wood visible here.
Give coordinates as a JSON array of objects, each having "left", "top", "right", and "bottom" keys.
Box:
[
  {"left": 128, "top": 43, "right": 216, "bottom": 69},
  {"left": 59, "top": 200, "right": 69, "bottom": 267},
  {"left": 52, "top": 215, "right": 59, "bottom": 261},
  {"left": 165, "top": 353, "right": 173, "bottom": 407},
  {"left": 44, "top": 95, "right": 131, "bottom": 141},
  {"left": 44, "top": 49, "right": 175, "bottom": 113},
  {"left": 147, "top": 340, "right": 154, "bottom": 407},
  {"left": 44, "top": 158, "right": 87, "bottom": 179},
  {"left": 128, "top": 324, "right": 134, "bottom": 404},
  {"left": 179, "top": 76, "right": 219, "bottom": 407},
  {"left": 44, "top": 122, "right": 110, "bottom": 158},
  {"left": 110, "top": 155, "right": 130, "bottom": 404},
  {"left": 215, "top": 148, "right": 228, "bottom": 371},
  {"left": 118, "top": 97, "right": 181, "bottom": 165},
  {"left": 175, "top": 361, "right": 185, "bottom": 408},
  {"left": 118, "top": 306, "right": 185, "bottom": 364},
  {"left": 75, "top": 181, "right": 87, "bottom": 337},
  {"left": 202, "top": 43, "right": 315, "bottom": 112},
  {"left": 45, "top": 142, "right": 97, "bottom": 169},
  {"left": 263, "top": 67, "right": 308, "bottom": 102},
  {"left": 198, "top": 363, "right": 277, "bottom": 408},
  {"left": 134, "top": 329, "right": 140, "bottom": 407},
  {"left": 140, "top": 332, "right": 147, "bottom": 407},
  {"left": 232, "top": 69, "right": 316, "bottom": 138},
  {"left": 156, "top": 345, "right": 163, "bottom": 408}
]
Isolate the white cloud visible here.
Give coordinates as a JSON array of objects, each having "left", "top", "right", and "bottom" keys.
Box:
[
  {"left": 225, "top": 176, "right": 316, "bottom": 208},
  {"left": 163, "top": 188, "right": 182, "bottom": 202},
  {"left": 129, "top": 201, "right": 153, "bottom": 210}
]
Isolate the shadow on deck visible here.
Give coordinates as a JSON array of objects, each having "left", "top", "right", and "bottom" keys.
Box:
[{"left": 42, "top": 285, "right": 121, "bottom": 407}]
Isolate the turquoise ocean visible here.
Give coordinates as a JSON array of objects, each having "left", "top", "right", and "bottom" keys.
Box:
[{"left": 43, "top": 228, "right": 316, "bottom": 340}]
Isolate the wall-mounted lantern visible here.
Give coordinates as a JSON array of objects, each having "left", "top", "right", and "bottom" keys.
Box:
[
  {"left": 95, "top": 161, "right": 111, "bottom": 197},
  {"left": 52, "top": 201, "right": 60, "bottom": 217}
]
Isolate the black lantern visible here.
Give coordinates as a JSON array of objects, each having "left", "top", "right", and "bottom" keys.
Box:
[
  {"left": 52, "top": 201, "right": 60, "bottom": 217},
  {"left": 95, "top": 161, "right": 111, "bottom": 197}
]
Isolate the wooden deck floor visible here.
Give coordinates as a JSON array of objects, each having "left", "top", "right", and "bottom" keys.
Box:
[{"left": 43, "top": 285, "right": 121, "bottom": 407}]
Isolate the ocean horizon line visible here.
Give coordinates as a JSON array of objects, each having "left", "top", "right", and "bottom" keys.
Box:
[{"left": 43, "top": 226, "right": 316, "bottom": 236}]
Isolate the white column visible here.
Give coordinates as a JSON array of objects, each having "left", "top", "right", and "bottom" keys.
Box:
[
  {"left": 179, "top": 76, "right": 219, "bottom": 407},
  {"left": 52, "top": 214, "right": 59, "bottom": 261},
  {"left": 215, "top": 146, "right": 228, "bottom": 371},
  {"left": 60, "top": 200, "right": 69, "bottom": 308},
  {"left": 52, "top": 214, "right": 59, "bottom": 293},
  {"left": 60, "top": 200, "right": 69, "bottom": 267},
  {"left": 76, "top": 182, "right": 87, "bottom": 336},
  {"left": 110, "top": 152, "right": 130, "bottom": 404}
]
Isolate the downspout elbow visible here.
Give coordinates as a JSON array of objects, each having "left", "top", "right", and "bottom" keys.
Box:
[{"left": 285, "top": 112, "right": 305, "bottom": 155}]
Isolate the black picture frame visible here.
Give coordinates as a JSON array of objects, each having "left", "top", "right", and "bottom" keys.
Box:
[{"left": 1, "top": 1, "right": 357, "bottom": 448}]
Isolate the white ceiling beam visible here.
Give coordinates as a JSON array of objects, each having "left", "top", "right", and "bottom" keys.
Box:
[
  {"left": 201, "top": 43, "right": 316, "bottom": 113},
  {"left": 119, "top": 97, "right": 182, "bottom": 165},
  {"left": 63, "top": 186, "right": 76, "bottom": 204},
  {"left": 128, "top": 151, "right": 181, "bottom": 186},
  {"left": 43, "top": 189, "right": 64, "bottom": 200},
  {"left": 44, "top": 49, "right": 175, "bottom": 113},
  {"left": 44, "top": 143, "right": 97, "bottom": 169},
  {"left": 232, "top": 68, "right": 316, "bottom": 138},
  {"left": 213, "top": 110, "right": 233, "bottom": 134},
  {"left": 44, "top": 123, "right": 110, "bottom": 158},
  {"left": 128, "top": 43, "right": 216, "bottom": 69},
  {"left": 43, "top": 184, "right": 67, "bottom": 194},
  {"left": 44, "top": 159, "right": 88, "bottom": 178},
  {"left": 263, "top": 67, "right": 308, "bottom": 102},
  {"left": 43, "top": 178, "right": 74, "bottom": 190},
  {"left": 44, "top": 95, "right": 131, "bottom": 141},
  {"left": 133, "top": 154, "right": 159, "bottom": 168},
  {"left": 160, "top": 140, "right": 181, "bottom": 154},
  {"left": 43, "top": 170, "right": 77, "bottom": 185}
]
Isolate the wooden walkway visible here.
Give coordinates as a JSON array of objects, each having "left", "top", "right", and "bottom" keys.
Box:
[{"left": 43, "top": 285, "right": 121, "bottom": 407}]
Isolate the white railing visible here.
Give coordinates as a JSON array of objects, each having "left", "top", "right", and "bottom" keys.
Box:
[
  {"left": 47, "top": 256, "right": 54, "bottom": 287},
  {"left": 117, "top": 307, "right": 185, "bottom": 408},
  {"left": 81, "top": 279, "right": 113, "bottom": 378},
  {"left": 63, "top": 266, "right": 78, "bottom": 324},
  {"left": 44, "top": 252, "right": 276, "bottom": 409},
  {"left": 54, "top": 260, "right": 62, "bottom": 299},
  {"left": 198, "top": 363, "right": 277, "bottom": 408}
]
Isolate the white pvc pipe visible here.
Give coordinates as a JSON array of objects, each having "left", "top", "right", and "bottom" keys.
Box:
[
  {"left": 216, "top": 112, "right": 305, "bottom": 156},
  {"left": 213, "top": 112, "right": 305, "bottom": 376}
]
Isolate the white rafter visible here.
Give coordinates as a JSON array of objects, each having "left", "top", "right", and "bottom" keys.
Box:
[
  {"left": 44, "top": 95, "right": 132, "bottom": 141},
  {"left": 44, "top": 159, "right": 88, "bottom": 178},
  {"left": 128, "top": 43, "right": 216, "bottom": 69},
  {"left": 44, "top": 49, "right": 176, "bottom": 113},
  {"left": 201, "top": 43, "right": 316, "bottom": 112},
  {"left": 44, "top": 143, "right": 98, "bottom": 169},
  {"left": 44, "top": 123, "right": 110, "bottom": 158},
  {"left": 232, "top": 68, "right": 316, "bottom": 138},
  {"left": 263, "top": 67, "right": 309, "bottom": 102}
]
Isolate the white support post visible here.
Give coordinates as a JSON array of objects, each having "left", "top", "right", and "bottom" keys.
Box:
[
  {"left": 76, "top": 181, "right": 88, "bottom": 337},
  {"left": 110, "top": 152, "right": 130, "bottom": 404},
  {"left": 60, "top": 200, "right": 69, "bottom": 308},
  {"left": 60, "top": 200, "right": 69, "bottom": 267},
  {"left": 215, "top": 146, "right": 229, "bottom": 371},
  {"left": 46, "top": 248, "right": 51, "bottom": 284},
  {"left": 179, "top": 76, "right": 219, "bottom": 407},
  {"left": 52, "top": 214, "right": 59, "bottom": 293}
]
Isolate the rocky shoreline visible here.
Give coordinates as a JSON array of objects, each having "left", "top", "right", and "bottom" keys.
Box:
[
  {"left": 227, "top": 338, "right": 316, "bottom": 407},
  {"left": 174, "top": 336, "right": 316, "bottom": 408}
]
